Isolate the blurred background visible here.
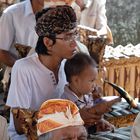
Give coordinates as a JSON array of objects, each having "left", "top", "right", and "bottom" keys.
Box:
[
  {"left": 106, "top": 0, "right": 140, "bottom": 46},
  {"left": 0, "top": 0, "right": 140, "bottom": 46}
]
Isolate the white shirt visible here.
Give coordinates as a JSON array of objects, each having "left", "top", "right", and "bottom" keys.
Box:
[
  {"left": 0, "top": 115, "right": 9, "bottom": 140},
  {"left": 0, "top": 0, "right": 38, "bottom": 56},
  {"left": 6, "top": 53, "right": 67, "bottom": 140},
  {"left": 80, "top": 0, "right": 107, "bottom": 35},
  {"left": 131, "top": 112, "right": 140, "bottom": 140}
]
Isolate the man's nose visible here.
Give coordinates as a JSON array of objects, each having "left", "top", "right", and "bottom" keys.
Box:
[{"left": 70, "top": 40, "right": 77, "bottom": 47}]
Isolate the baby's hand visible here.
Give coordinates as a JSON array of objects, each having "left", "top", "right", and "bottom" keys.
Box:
[
  {"left": 92, "top": 86, "right": 102, "bottom": 100},
  {"left": 89, "top": 97, "right": 121, "bottom": 115}
]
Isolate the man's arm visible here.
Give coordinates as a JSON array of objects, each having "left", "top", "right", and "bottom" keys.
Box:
[
  {"left": 0, "top": 11, "right": 16, "bottom": 67},
  {"left": 131, "top": 113, "right": 140, "bottom": 140},
  {"left": 0, "top": 50, "right": 17, "bottom": 67},
  {"left": 95, "top": 0, "right": 107, "bottom": 36},
  {"left": 75, "top": 0, "right": 85, "bottom": 11}
]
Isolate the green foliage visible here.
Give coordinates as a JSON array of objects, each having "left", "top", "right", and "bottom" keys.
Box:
[{"left": 106, "top": 0, "right": 140, "bottom": 46}]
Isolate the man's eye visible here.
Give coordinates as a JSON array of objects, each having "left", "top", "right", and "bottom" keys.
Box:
[
  {"left": 65, "top": 36, "right": 69, "bottom": 40},
  {"left": 89, "top": 79, "right": 94, "bottom": 83}
]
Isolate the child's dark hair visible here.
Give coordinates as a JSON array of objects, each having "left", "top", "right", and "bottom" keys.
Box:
[{"left": 64, "top": 53, "right": 97, "bottom": 82}]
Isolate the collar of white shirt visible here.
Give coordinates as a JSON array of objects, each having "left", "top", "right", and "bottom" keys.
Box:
[{"left": 25, "top": 0, "right": 34, "bottom": 17}]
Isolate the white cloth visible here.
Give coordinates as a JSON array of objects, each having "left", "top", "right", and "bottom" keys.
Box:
[
  {"left": 0, "top": 115, "right": 9, "bottom": 140},
  {"left": 6, "top": 53, "right": 67, "bottom": 140},
  {"left": 76, "top": 41, "right": 89, "bottom": 55},
  {"left": 0, "top": 0, "right": 38, "bottom": 91},
  {"left": 80, "top": 0, "right": 107, "bottom": 35},
  {"left": 131, "top": 112, "right": 140, "bottom": 140},
  {"left": 0, "top": 0, "right": 38, "bottom": 56}
]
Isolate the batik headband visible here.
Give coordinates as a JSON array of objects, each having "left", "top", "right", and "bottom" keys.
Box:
[
  {"left": 44, "top": 0, "right": 75, "bottom": 7},
  {"left": 35, "top": 5, "right": 77, "bottom": 37}
]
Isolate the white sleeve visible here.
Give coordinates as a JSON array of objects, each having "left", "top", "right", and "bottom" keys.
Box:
[
  {"left": 131, "top": 113, "right": 140, "bottom": 140},
  {"left": 76, "top": 41, "right": 89, "bottom": 55},
  {"left": 6, "top": 61, "right": 32, "bottom": 108},
  {"left": 0, "top": 11, "right": 15, "bottom": 50},
  {"left": 95, "top": 0, "right": 107, "bottom": 34}
]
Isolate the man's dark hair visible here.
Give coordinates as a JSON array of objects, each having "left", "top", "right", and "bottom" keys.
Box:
[
  {"left": 35, "top": 8, "right": 55, "bottom": 55},
  {"left": 64, "top": 53, "right": 97, "bottom": 82},
  {"left": 35, "top": 5, "right": 77, "bottom": 55}
]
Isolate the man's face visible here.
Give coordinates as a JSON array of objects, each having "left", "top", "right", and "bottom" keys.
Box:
[
  {"left": 51, "top": 125, "right": 87, "bottom": 140},
  {"left": 50, "top": 29, "right": 78, "bottom": 59}
]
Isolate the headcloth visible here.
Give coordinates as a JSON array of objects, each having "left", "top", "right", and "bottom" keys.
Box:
[
  {"left": 37, "top": 99, "right": 84, "bottom": 136},
  {"left": 35, "top": 5, "right": 77, "bottom": 37}
]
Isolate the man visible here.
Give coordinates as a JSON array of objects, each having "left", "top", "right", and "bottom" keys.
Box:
[
  {"left": 76, "top": 0, "right": 113, "bottom": 45},
  {"left": 38, "top": 99, "right": 87, "bottom": 140},
  {"left": 0, "top": 0, "right": 44, "bottom": 100},
  {"left": 0, "top": 115, "right": 9, "bottom": 140},
  {"left": 6, "top": 5, "right": 87, "bottom": 140},
  {"left": 76, "top": 0, "right": 107, "bottom": 36},
  {"left": 0, "top": 0, "right": 88, "bottom": 102},
  {"left": 0, "top": 0, "right": 44, "bottom": 67}
]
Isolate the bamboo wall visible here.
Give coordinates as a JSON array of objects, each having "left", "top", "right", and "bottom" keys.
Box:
[
  {"left": 78, "top": 26, "right": 140, "bottom": 99},
  {"left": 102, "top": 44, "right": 140, "bottom": 99}
]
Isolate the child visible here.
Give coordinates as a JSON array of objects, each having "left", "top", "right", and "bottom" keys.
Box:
[{"left": 61, "top": 52, "right": 120, "bottom": 133}]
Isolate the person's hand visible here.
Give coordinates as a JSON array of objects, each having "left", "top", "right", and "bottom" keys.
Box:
[
  {"left": 79, "top": 107, "right": 102, "bottom": 126},
  {"left": 96, "top": 119, "right": 115, "bottom": 132},
  {"left": 92, "top": 86, "right": 102, "bottom": 100},
  {"left": 75, "top": 0, "right": 85, "bottom": 11},
  {"left": 89, "top": 97, "right": 121, "bottom": 115}
]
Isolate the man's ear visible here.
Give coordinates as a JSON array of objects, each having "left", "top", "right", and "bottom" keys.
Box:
[{"left": 43, "top": 37, "right": 53, "bottom": 49}]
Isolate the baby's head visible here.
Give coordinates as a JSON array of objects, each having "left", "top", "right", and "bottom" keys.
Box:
[{"left": 64, "top": 52, "right": 98, "bottom": 96}]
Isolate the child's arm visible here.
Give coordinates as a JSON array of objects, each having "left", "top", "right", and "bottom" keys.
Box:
[
  {"left": 88, "top": 97, "right": 121, "bottom": 115},
  {"left": 79, "top": 97, "right": 121, "bottom": 126}
]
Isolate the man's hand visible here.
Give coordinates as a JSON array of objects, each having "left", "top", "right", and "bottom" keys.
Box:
[
  {"left": 75, "top": 0, "right": 85, "bottom": 11},
  {"left": 0, "top": 50, "right": 17, "bottom": 67},
  {"left": 96, "top": 119, "right": 115, "bottom": 132},
  {"left": 79, "top": 107, "right": 102, "bottom": 125}
]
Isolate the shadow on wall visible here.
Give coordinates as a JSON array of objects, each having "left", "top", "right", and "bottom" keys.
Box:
[{"left": 106, "top": 0, "right": 140, "bottom": 46}]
